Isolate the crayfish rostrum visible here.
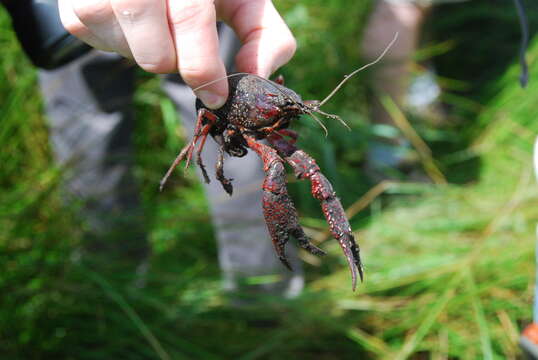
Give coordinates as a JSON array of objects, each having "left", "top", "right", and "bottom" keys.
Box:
[{"left": 160, "top": 73, "right": 363, "bottom": 290}]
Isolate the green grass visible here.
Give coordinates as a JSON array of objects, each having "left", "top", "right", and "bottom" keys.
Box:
[{"left": 1, "top": 1, "right": 538, "bottom": 359}]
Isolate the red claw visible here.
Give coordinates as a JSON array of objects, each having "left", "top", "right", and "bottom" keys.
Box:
[
  {"left": 245, "top": 135, "right": 326, "bottom": 271},
  {"left": 267, "top": 134, "right": 363, "bottom": 290}
]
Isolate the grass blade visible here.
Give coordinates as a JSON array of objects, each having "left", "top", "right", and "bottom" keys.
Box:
[{"left": 465, "top": 269, "right": 494, "bottom": 360}]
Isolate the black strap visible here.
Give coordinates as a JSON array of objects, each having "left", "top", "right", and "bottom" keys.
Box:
[{"left": 513, "top": 0, "right": 530, "bottom": 87}]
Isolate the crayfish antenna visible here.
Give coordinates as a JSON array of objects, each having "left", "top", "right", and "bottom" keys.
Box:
[
  {"left": 315, "top": 109, "right": 351, "bottom": 131},
  {"left": 318, "top": 32, "right": 399, "bottom": 108},
  {"left": 308, "top": 112, "right": 329, "bottom": 137}
]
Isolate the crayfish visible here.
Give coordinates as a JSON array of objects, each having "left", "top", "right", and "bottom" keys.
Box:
[
  {"left": 159, "top": 35, "right": 398, "bottom": 290},
  {"left": 160, "top": 72, "right": 366, "bottom": 290}
]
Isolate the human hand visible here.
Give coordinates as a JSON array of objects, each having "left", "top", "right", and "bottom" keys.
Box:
[{"left": 59, "top": 0, "right": 296, "bottom": 108}]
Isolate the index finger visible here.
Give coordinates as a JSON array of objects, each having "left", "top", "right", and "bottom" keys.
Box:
[
  {"left": 218, "top": 0, "right": 296, "bottom": 78},
  {"left": 168, "top": 0, "right": 228, "bottom": 109}
]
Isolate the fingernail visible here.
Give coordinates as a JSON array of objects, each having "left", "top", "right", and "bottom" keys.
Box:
[{"left": 196, "top": 90, "right": 226, "bottom": 109}]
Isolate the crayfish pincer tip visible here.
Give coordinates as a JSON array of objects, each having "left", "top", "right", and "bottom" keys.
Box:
[
  {"left": 279, "top": 257, "right": 293, "bottom": 271},
  {"left": 350, "top": 261, "right": 365, "bottom": 292}
]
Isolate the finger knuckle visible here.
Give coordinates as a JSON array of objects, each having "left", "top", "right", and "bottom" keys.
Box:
[
  {"left": 72, "top": 0, "right": 112, "bottom": 23},
  {"left": 180, "top": 65, "right": 209, "bottom": 83},
  {"left": 168, "top": 0, "right": 214, "bottom": 28},
  {"left": 110, "top": 0, "right": 149, "bottom": 16},
  {"left": 138, "top": 57, "right": 176, "bottom": 74},
  {"left": 180, "top": 60, "right": 220, "bottom": 85},
  {"left": 62, "top": 19, "right": 87, "bottom": 37}
]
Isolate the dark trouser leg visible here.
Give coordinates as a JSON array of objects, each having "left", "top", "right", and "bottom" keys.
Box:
[{"left": 39, "top": 52, "right": 149, "bottom": 272}]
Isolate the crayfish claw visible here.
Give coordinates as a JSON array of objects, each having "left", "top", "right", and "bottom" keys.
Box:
[
  {"left": 338, "top": 233, "right": 363, "bottom": 291},
  {"left": 291, "top": 228, "right": 326, "bottom": 257},
  {"left": 278, "top": 254, "right": 293, "bottom": 271},
  {"left": 270, "top": 229, "right": 293, "bottom": 270},
  {"left": 221, "top": 180, "right": 233, "bottom": 196},
  {"left": 263, "top": 134, "right": 365, "bottom": 290}
]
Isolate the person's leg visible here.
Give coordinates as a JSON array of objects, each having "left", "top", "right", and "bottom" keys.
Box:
[
  {"left": 161, "top": 24, "right": 304, "bottom": 300},
  {"left": 361, "top": 0, "right": 431, "bottom": 178},
  {"left": 39, "top": 52, "right": 149, "bottom": 278},
  {"left": 362, "top": 0, "right": 431, "bottom": 126}
]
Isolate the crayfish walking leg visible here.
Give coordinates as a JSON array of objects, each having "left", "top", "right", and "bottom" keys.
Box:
[
  {"left": 244, "top": 134, "right": 326, "bottom": 270},
  {"left": 268, "top": 133, "right": 363, "bottom": 291},
  {"left": 160, "top": 109, "right": 218, "bottom": 191}
]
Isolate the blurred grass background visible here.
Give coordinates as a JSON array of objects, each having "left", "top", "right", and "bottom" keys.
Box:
[{"left": 1, "top": 0, "right": 538, "bottom": 358}]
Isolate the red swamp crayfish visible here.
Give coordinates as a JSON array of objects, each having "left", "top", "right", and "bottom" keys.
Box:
[{"left": 159, "top": 36, "right": 397, "bottom": 290}]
